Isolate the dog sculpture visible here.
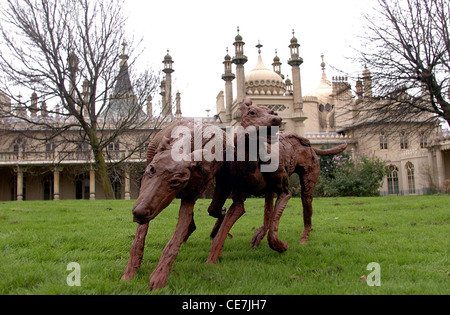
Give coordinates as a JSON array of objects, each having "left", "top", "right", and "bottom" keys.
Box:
[
  {"left": 121, "top": 99, "right": 282, "bottom": 290},
  {"left": 206, "top": 107, "right": 347, "bottom": 264}
]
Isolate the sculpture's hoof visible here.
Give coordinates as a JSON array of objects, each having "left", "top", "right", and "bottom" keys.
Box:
[
  {"left": 300, "top": 237, "right": 309, "bottom": 245},
  {"left": 206, "top": 258, "right": 217, "bottom": 265},
  {"left": 300, "top": 228, "right": 311, "bottom": 244},
  {"left": 148, "top": 273, "right": 168, "bottom": 291},
  {"left": 250, "top": 227, "right": 266, "bottom": 248},
  {"left": 269, "top": 239, "right": 288, "bottom": 253},
  {"left": 120, "top": 273, "right": 133, "bottom": 281}
]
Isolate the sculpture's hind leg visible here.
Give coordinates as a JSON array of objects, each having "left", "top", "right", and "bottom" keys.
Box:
[
  {"left": 299, "top": 164, "right": 319, "bottom": 244},
  {"left": 207, "top": 194, "right": 246, "bottom": 265},
  {"left": 208, "top": 173, "right": 232, "bottom": 239},
  {"left": 267, "top": 192, "right": 290, "bottom": 253},
  {"left": 250, "top": 192, "right": 273, "bottom": 248}
]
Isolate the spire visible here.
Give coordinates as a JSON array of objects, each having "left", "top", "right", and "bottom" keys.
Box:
[{"left": 114, "top": 40, "right": 133, "bottom": 95}]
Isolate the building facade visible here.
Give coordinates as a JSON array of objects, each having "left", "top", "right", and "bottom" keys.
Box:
[{"left": 0, "top": 31, "right": 449, "bottom": 201}]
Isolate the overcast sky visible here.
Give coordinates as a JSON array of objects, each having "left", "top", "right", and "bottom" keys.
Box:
[{"left": 124, "top": 0, "right": 374, "bottom": 117}]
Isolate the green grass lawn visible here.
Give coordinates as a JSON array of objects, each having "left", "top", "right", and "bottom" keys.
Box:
[{"left": 0, "top": 195, "right": 449, "bottom": 295}]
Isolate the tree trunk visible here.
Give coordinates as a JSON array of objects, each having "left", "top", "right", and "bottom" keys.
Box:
[{"left": 90, "top": 131, "right": 115, "bottom": 200}]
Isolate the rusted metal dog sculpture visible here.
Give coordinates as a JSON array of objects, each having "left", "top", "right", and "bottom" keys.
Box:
[
  {"left": 206, "top": 107, "right": 347, "bottom": 264},
  {"left": 121, "top": 99, "right": 281, "bottom": 290}
]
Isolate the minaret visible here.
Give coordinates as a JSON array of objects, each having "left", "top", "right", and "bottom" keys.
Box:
[
  {"left": 222, "top": 48, "right": 235, "bottom": 122},
  {"left": 160, "top": 80, "right": 166, "bottom": 117},
  {"left": 162, "top": 50, "right": 174, "bottom": 117},
  {"left": 16, "top": 93, "right": 26, "bottom": 118},
  {"left": 362, "top": 66, "right": 373, "bottom": 98},
  {"left": 285, "top": 75, "right": 293, "bottom": 95},
  {"left": 232, "top": 27, "right": 248, "bottom": 104},
  {"left": 146, "top": 96, "right": 153, "bottom": 118},
  {"left": 30, "top": 91, "right": 38, "bottom": 118},
  {"left": 355, "top": 77, "right": 363, "bottom": 101},
  {"left": 175, "top": 91, "right": 182, "bottom": 119},
  {"left": 41, "top": 98, "right": 48, "bottom": 118},
  {"left": 272, "top": 50, "right": 284, "bottom": 79},
  {"left": 288, "top": 30, "right": 303, "bottom": 111}
]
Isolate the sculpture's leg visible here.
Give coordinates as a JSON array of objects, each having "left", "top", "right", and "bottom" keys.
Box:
[
  {"left": 250, "top": 192, "right": 273, "bottom": 248},
  {"left": 300, "top": 193, "right": 313, "bottom": 244},
  {"left": 299, "top": 165, "right": 319, "bottom": 244},
  {"left": 148, "top": 199, "right": 195, "bottom": 291},
  {"left": 208, "top": 173, "right": 232, "bottom": 239},
  {"left": 206, "top": 198, "right": 245, "bottom": 265},
  {"left": 184, "top": 217, "right": 196, "bottom": 243},
  {"left": 267, "top": 192, "right": 291, "bottom": 253},
  {"left": 121, "top": 222, "right": 149, "bottom": 281}
]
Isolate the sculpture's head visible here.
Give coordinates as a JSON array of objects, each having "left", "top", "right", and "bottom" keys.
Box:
[
  {"left": 131, "top": 137, "right": 216, "bottom": 225},
  {"left": 132, "top": 149, "right": 189, "bottom": 224},
  {"left": 240, "top": 98, "right": 282, "bottom": 129}
]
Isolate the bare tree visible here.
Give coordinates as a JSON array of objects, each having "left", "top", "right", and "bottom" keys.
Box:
[
  {"left": 350, "top": 0, "right": 450, "bottom": 128},
  {"left": 0, "top": 0, "right": 162, "bottom": 199}
]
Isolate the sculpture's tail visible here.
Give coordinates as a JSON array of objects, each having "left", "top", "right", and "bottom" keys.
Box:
[{"left": 313, "top": 144, "right": 347, "bottom": 156}]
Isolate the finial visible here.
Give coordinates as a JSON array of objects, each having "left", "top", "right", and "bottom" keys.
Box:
[
  {"left": 292, "top": 29, "right": 295, "bottom": 37},
  {"left": 275, "top": 49, "right": 278, "bottom": 55},
  {"left": 120, "top": 39, "right": 129, "bottom": 66},
  {"left": 121, "top": 39, "right": 127, "bottom": 55},
  {"left": 256, "top": 40, "right": 263, "bottom": 54},
  {"left": 237, "top": 26, "right": 240, "bottom": 34},
  {"left": 321, "top": 53, "right": 326, "bottom": 71}
]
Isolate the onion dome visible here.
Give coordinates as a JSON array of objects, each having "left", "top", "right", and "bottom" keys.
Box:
[{"left": 245, "top": 53, "right": 285, "bottom": 95}]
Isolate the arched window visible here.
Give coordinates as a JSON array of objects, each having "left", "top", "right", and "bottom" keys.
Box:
[
  {"left": 380, "top": 131, "right": 388, "bottom": 150},
  {"left": 406, "top": 162, "right": 416, "bottom": 194},
  {"left": 400, "top": 131, "right": 408, "bottom": 150},
  {"left": 420, "top": 132, "right": 428, "bottom": 149},
  {"left": 387, "top": 165, "right": 399, "bottom": 195}
]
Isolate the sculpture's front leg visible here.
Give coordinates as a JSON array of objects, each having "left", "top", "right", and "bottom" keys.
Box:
[
  {"left": 121, "top": 222, "right": 149, "bottom": 281},
  {"left": 148, "top": 199, "right": 195, "bottom": 291}
]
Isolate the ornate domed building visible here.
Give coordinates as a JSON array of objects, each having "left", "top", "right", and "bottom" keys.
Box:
[{"left": 213, "top": 29, "right": 450, "bottom": 196}]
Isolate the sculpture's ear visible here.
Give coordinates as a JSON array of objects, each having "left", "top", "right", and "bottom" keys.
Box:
[
  {"left": 240, "top": 97, "right": 252, "bottom": 114},
  {"left": 157, "top": 136, "right": 172, "bottom": 152}
]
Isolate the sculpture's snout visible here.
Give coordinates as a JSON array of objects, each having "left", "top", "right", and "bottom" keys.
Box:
[
  {"left": 272, "top": 116, "right": 282, "bottom": 126},
  {"left": 132, "top": 205, "right": 150, "bottom": 224}
]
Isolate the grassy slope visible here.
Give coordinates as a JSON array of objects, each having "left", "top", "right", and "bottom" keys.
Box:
[{"left": 0, "top": 196, "right": 448, "bottom": 295}]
